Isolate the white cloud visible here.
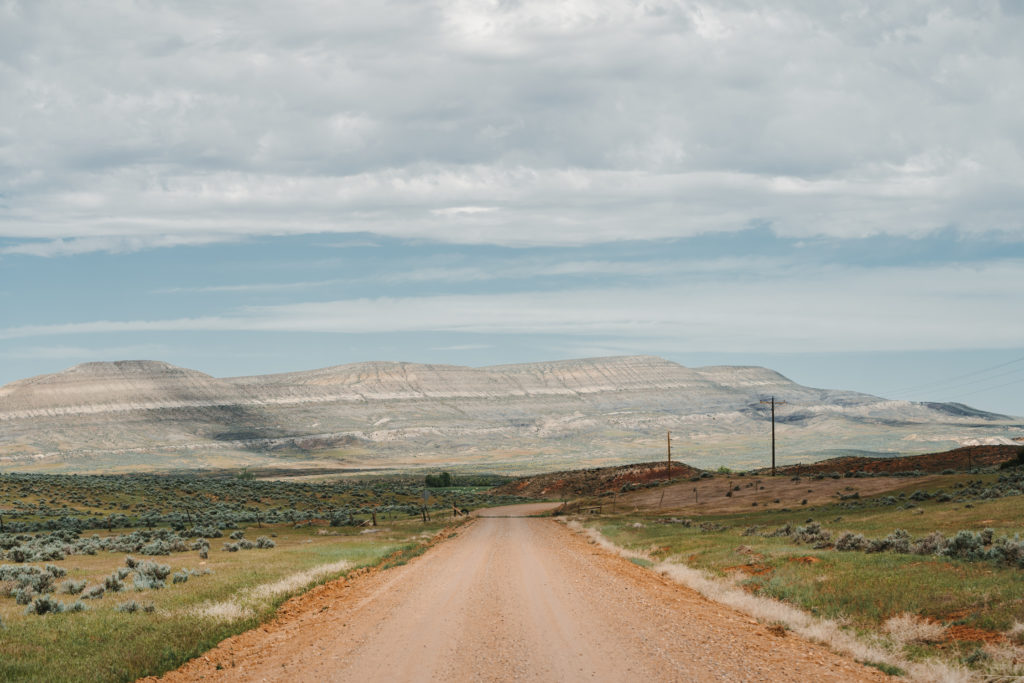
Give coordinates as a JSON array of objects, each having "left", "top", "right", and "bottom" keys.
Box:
[
  {"left": 0, "top": 344, "right": 170, "bottom": 360},
  {"left": 155, "top": 279, "right": 343, "bottom": 294},
  {"left": 383, "top": 256, "right": 779, "bottom": 283},
  {"left": 0, "top": 2, "right": 1022, "bottom": 254},
  {"left": 431, "top": 344, "right": 492, "bottom": 351},
  {"left": 3, "top": 260, "right": 1022, "bottom": 352},
  {"left": 430, "top": 206, "right": 498, "bottom": 216},
  {"left": 1, "top": 234, "right": 240, "bottom": 257}
]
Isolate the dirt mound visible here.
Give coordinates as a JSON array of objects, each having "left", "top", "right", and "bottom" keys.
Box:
[
  {"left": 491, "top": 461, "right": 703, "bottom": 499},
  {"left": 760, "top": 445, "right": 1022, "bottom": 476}
]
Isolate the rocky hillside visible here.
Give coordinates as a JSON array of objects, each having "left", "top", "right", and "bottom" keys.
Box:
[{"left": 0, "top": 356, "right": 1020, "bottom": 472}]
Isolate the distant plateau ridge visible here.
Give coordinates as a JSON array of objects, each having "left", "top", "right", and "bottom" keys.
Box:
[{"left": 0, "top": 356, "right": 1020, "bottom": 474}]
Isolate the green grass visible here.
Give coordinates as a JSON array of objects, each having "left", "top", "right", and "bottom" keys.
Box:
[
  {"left": 587, "top": 488, "right": 1024, "bottom": 673},
  {"left": 628, "top": 557, "right": 654, "bottom": 568},
  {"left": 0, "top": 519, "right": 458, "bottom": 682},
  {"left": 860, "top": 660, "right": 906, "bottom": 676},
  {"left": 0, "top": 471, "right": 531, "bottom": 529}
]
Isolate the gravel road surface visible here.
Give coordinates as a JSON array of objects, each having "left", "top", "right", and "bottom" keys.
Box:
[{"left": 155, "top": 507, "right": 887, "bottom": 682}]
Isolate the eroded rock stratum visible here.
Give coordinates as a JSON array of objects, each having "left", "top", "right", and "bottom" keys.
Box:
[{"left": 1, "top": 356, "right": 1020, "bottom": 472}]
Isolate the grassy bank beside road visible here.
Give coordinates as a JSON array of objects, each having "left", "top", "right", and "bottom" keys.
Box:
[
  {"left": 584, "top": 471, "right": 1024, "bottom": 677},
  {"left": 0, "top": 519, "right": 458, "bottom": 682}
]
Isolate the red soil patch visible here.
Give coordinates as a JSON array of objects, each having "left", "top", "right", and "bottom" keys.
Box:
[
  {"left": 937, "top": 607, "right": 974, "bottom": 621},
  {"left": 725, "top": 563, "right": 773, "bottom": 576},
  {"left": 492, "top": 461, "right": 702, "bottom": 498},
  {"left": 540, "top": 478, "right": 569, "bottom": 495},
  {"left": 790, "top": 556, "right": 821, "bottom": 565},
  {"left": 766, "top": 445, "right": 1021, "bottom": 476},
  {"left": 495, "top": 445, "right": 1021, "bottom": 502},
  {"left": 944, "top": 625, "right": 1006, "bottom": 645}
]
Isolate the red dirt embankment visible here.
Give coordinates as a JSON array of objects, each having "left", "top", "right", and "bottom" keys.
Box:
[
  {"left": 491, "top": 460, "right": 700, "bottom": 498},
  {"left": 492, "top": 446, "right": 1022, "bottom": 500},
  {"left": 763, "top": 445, "right": 1022, "bottom": 476}
]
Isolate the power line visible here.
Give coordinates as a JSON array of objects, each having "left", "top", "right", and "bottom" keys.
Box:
[
  {"left": 946, "top": 374, "right": 1024, "bottom": 401},
  {"left": 880, "top": 356, "right": 1024, "bottom": 397},
  {"left": 904, "top": 366, "right": 1024, "bottom": 396},
  {"left": 883, "top": 353, "right": 1024, "bottom": 397}
]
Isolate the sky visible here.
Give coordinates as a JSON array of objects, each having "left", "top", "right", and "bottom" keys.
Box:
[{"left": 1, "top": 1, "right": 1023, "bottom": 416}]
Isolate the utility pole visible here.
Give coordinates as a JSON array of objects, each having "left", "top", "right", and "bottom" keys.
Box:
[
  {"left": 667, "top": 430, "right": 672, "bottom": 479},
  {"left": 759, "top": 396, "right": 788, "bottom": 476}
]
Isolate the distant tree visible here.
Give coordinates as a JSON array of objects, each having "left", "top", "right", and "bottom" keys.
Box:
[{"left": 425, "top": 472, "right": 453, "bottom": 487}]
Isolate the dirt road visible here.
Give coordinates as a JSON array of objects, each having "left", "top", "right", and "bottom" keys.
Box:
[{"left": 157, "top": 509, "right": 887, "bottom": 682}]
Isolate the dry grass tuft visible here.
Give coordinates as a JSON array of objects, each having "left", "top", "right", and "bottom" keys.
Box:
[
  {"left": 884, "top": 613, "right": 947, "bottom": 645},
  {"left": 565, "top": 520, "right": 651, "bottom": 561},
  {"left": 245, "top": 559, "right": 352, "bottom": 601},
  {"left": 191, "top": 601, "right": 254, "bottom": 621},
  {"left": 188, "top": 558, "right": 352, "bottom": 622}
]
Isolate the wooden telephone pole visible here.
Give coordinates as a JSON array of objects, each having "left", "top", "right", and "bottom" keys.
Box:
[
  {"left": 667, "top": 430, "right": 672, "bottom": 479},
  {"left": 759, "top": 396, "right": 787, "bottom": 476}
]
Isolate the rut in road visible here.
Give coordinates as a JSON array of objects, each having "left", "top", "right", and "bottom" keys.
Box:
[{"left": 156, "top": 510, "right": 888, "bottom": 682}]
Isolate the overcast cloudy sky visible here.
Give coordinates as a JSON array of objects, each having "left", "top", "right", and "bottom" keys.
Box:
[{"left": 1, "top": 1, "right": 1023, "bottom": 414}]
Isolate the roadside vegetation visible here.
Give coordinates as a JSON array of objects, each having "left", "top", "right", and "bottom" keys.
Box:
[
  {"left": 0, "top": 471, "right": 520, "bottom": 534},
  {"left": 0, "top": 471, "right": 527, "bottom": 682},
  {"left": 577, "top": 465, "right": 1024, "bottom": 679}
]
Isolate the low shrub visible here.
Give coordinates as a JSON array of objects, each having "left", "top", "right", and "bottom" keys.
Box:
[
  {"left": 25, "top": 595, "right": 65, "bottom": 616},
  {"left": 103, "top": 573, "right": 125, "bottom": 593},
  {"left": 942, "top": 530, "right": 985, "bottom": 560},
  {"left": 911, "top": 531, "right": 946, "bottom": 556},
  {"left": 83, "top": 584, "right": 105, "bottom": 599},
  {"left": 135, "top": 561, "right": 171, "bottom": 581},
  {"left": 133, "top": 576, "right": 164, "bottom": 591},
  {"left": 835, "top": 532, "right": 868, "bottom": 551}
]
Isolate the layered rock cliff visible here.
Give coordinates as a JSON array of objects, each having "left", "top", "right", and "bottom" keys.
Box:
[{"left": 0, "top": 356, "right": 1018, "bottom": 472}]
